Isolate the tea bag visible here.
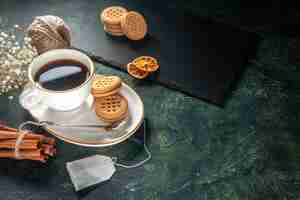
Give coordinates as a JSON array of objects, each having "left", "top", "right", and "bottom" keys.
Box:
[
  {"left": 66, "top": 120, "right": 151, "bottom": 191},
  {"left": 66, "top": 155, "right": 116, "bottom": 191}
]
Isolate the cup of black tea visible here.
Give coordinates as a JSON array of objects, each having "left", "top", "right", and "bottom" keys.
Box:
[{"left": 27, "top": 49, "right": 95, "bottom": 111}]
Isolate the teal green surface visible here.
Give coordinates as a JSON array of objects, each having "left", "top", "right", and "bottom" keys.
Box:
[{"left": 1, "top": 35, "right": 299, "bottom": 200}]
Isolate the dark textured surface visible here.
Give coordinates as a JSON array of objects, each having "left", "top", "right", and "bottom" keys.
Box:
[{"left": 1, "top": 0, "right": 300, "bottom": 200}]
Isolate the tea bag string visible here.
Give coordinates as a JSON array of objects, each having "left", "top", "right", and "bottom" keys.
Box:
[
  {"left": 16, "top": 121, "right": 46, "bottom": 159},
  {"left": 15, "top": 121, "right": 35, "bottom": 159},
  {"left": 14, "top": 131, "right": 26, "bottom": 159},
  {"left": 16, "top": 121, "right": 152, "bottom": 168},
  {"left": 112, "top": 120, "right": 152, "bottom": 169}
]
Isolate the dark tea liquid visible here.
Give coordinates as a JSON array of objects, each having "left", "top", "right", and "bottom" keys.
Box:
[{"left": 34, "top": 59, "right": 90, "bottom": 91}]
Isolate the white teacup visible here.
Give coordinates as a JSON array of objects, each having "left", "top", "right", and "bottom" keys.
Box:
[{"left": 21, "top": 49, "right": 95, "bottom": 111}]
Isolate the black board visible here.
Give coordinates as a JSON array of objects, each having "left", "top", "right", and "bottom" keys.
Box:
[
  {"left": 77, "top": 6, "right": 259, "bottom": 105},
  {"left": 0, "top": 0, "right": 259, "bottom": 105}
]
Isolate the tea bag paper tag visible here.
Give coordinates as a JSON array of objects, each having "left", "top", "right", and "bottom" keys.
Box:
[{"left": 66, "top": 155, "right": 116, "bottom": 191}]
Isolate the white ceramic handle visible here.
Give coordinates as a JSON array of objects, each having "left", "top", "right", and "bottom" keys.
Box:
[{"left": 19, "top": 83, "right": 44, "bottom": 110}]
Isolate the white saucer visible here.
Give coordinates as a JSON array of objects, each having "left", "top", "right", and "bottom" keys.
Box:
[{"left": 20, "top": 83, "right": 144, "bottom": 147}]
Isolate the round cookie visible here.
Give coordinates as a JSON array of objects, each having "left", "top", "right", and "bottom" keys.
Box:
[
  {"left": 103, "top": 23, "right": 123, "bottom": 30},
  {"left": 92, "top": 87, "right": 121, "bottom": 98},
  {"left": 95, "top": 94, "right": 128, "bottom": 122},
  {"left": 132, "top": 56, "right": 159, "bottom": 72},
  {"left": 104, "top": 26, "right": 124, "bottom": 36},
  {"left": 104, "top": 26, "right": 123, "bottom": 32},
  {"left": 92, "top": 75, "right": 122, "bottom": 95},
  {"left": 97, "top": 109, "right": 128, "bottom": 123},
  {"left": 127, "top": 62, "right": 149, "bottom": 79},
  {"left": 121, "top": 11, "right": 147, "bottom": 41},
  {"left": 100, "top": 6, "right": 128, "bottom": 25},
  {"left": 104, "top": 31, "right": 124, "bottom": 36}
]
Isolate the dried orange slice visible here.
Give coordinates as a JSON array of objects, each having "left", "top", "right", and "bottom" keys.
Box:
[
  {"left": 127, "top": 63, "right": 149, "bottom": 79},
  {"left": 132, "top": 56, "right": 159, "bottom": 72}
]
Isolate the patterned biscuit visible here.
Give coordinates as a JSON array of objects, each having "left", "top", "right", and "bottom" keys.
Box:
[
  {"left": 103, "top": 23, "right": 123, "bottom": 30},
  {"left": 103, "top": 26, "right": 124, "bottom": 36},
  {"left": 92, "top": 75, "right": 122, "bottom": 95},
  {"left": 100, "top": 6, "right": 128, "bottom": 25},
  {"left": 92, "top": 87, "right": 120, "bottom": 98},
  {"left": 94, "top": 94, "right": 128, "bottom": 122},
  {"left": 97, "top": 109, "right": 128, "bottom": 123},
  {"left": 121, "top": 11, "right": 147, "bottom": 41}
]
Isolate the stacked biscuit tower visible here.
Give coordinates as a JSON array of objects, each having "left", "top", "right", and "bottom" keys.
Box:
[
  {"left": 91, "top": 75, "right": 129, "bottom": 123},
  {"left": 100, "top": 6, "right": 147, "bottom": 41}
]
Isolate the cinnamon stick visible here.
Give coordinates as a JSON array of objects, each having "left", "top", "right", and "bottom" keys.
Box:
[
  {"left": 0, "top": 140, "right": 39, "bottom": 149},
  {"left": 0, "top": 127, "right": 17, "bottom": 132},
  {"left": 0, "top": 124, "right": 56, "bottom": 163},
  {"left": 0, "top": 130, "right": 44, "bottom": 140},
  {"left": 0, "top": 149, "right": 42, "bottom": 158},
  {"left": 0, "top": 155, "right": 47, "bottom": 163},
  {"left": 0, "top": 139, "right": 39, "bottom": 144},
  {"left": 0, "top": 124, "right": 18, "bottom": 132}
]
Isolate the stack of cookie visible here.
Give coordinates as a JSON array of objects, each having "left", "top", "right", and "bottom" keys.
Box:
[
  {"left": 91, "top": 75, "right": 129, "bottom": 123},
  {"left": 127, "top": 56, "right": 159, "bottom": 79},
  {"left": 100, "top": 6, "right": 127, "bottom": 36},
  {"left": 100, "top": 6, "right": 147, "bottom": 41}
]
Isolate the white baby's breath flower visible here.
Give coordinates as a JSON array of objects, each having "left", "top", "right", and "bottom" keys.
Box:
[{"left": 0, "top": 25, "right": 37, "bottom": 96}]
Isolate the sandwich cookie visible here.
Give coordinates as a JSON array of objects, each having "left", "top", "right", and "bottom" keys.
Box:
[
  {"left": 100, "top": 6, "right": 128, "bottom": 25},
  {"left": 95, "top": 94, "right": 128, "bottom": 123},
  {"left": 91, "top": 75, "right": 122, "bottom": 98}
]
